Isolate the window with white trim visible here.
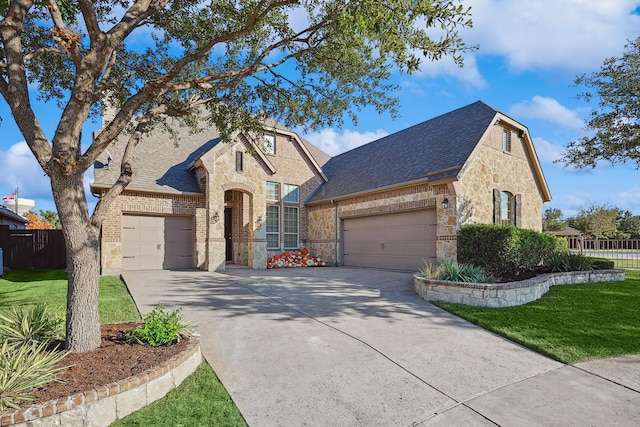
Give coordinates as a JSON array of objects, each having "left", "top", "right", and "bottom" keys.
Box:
[
  {"left": 266, "top": 181, "right": 280, "bottom": 201},
  {"left": 283, "top": 206, "right": 299, "bottom": 249},
  {"left": 266, "top": 205, "right": 280, "bottom": 249},
  {"left": 264, "top": 134, "right": 276, "bottom": 155},
  {"left": 283, "top": 184, "right": 299, "bottom": 203}
]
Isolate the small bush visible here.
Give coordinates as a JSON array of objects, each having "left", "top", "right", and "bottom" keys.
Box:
[
  {"left": 0, "top": 341, "right": 68, "bottom": 410},
  {"left": 126, "top": 304, "right": 193, "bottom": 347},
  {"left": 545, "top": 250, "right": 571, "bottom": 272},
  {"left": 568, "top": 254, "right": 593, "bottom": 271},
  {"left": 590, "top": 257, "right": 615, "bottom": 270},
  {"left": 418, "top": 260, "right": 496, "bottom": 283},
  {"left": 0, "top": 304, "right": 63, "bottom": 347}
]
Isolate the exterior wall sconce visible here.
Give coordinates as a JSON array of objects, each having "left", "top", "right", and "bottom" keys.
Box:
[
  {"left": 442, "top": 198, "right": 449, "bottom": 209},
  {"left": 256, "top": 215, "right": 265, "bottom": 228},
  {"left": 211, "top": 211, "right": 220, "bottom": 224}
]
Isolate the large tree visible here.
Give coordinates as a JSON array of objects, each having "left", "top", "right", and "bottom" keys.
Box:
[
  {"left": 542, "top": 207, "right": 567, "bottom": 232},
  {"left": 561, "top": 37, "right": 640, "bottom": 168},
  {"left": 570, "top": 203, "right": 620, "bottom": 240},
  {"left": 0, "top": 1, "right": 473, "bottom": 352}
]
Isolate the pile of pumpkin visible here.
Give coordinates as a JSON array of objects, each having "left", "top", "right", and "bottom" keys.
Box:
[{"left": 267, "top": 248, "right": 327, "bottom": 268}]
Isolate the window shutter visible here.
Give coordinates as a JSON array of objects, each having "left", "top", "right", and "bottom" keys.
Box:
[
  {"left": 515, "top": 194, "right": 522, "bottom": 227},
  {"left": 493, "top": 189, "right": 501, "bottom": 224}
]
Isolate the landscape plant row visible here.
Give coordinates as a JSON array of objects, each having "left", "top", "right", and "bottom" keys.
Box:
[{"left": 419, "top": 224, "right": 615, "bottom": 283}]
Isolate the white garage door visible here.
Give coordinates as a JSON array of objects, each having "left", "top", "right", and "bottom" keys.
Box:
[
  {"left": 122, "top": 215, "right": 193, "bottom": 270},
  {"left": 343, "top": 209, "right": 437, "bottom": 271}
]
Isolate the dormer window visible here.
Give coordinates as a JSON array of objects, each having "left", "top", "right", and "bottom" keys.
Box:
[{"left": 264, "top": 134, "right": 276, "bottom": 155}]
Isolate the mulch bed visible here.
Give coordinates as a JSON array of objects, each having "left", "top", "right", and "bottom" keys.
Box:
[{"left": 21, "top": 322, "right": 188, "bottom": 410}]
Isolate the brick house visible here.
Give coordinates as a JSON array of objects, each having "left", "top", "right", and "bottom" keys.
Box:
[{"left": 92, "top": 101, "right": 551, "bottom": 274}]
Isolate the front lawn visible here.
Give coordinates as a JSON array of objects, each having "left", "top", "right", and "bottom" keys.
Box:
[
  {"left": 0, "top": 270, "right": 245, "bottom": 426},
  {"left": 432, "top": 269, "right": 640, "bottom": 364},
  {"left": 0, "top": 270, "right": 140, "bottom": 323}
]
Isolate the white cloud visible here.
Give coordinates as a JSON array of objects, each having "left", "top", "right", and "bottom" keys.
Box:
[
  {"left": 305, "top": 128, "right": 389, "bottom": 156},
  {"left": 465, "top": 0, "right": 640, "bottom": 73},
  {"left": 414, "top": 52, "right": 488, "bottom": 89},
  {"left": 0, "top": 142, "right": 51, "bottom": 200},
  {"left": 617, "top": 186, "right": 640, "bottom": 213},
  {"left": 532, "top": 136, "right": 565, "bottom": 164},
  {"left": 511, "top": 96, "right": 584, "bottom": 130}
]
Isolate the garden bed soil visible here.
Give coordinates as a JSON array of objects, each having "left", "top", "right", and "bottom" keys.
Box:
[{"left": 21, "top": 322, "right": 188, "bottom": 410}]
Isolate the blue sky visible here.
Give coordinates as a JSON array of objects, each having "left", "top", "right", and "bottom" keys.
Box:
[{"left": 1, "top": 0, "right": 640, "bottom": 219}]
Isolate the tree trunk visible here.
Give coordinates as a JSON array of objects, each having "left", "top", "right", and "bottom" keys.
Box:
[{"left": 51, "top": 171, "right": 102, "bottom": 353}]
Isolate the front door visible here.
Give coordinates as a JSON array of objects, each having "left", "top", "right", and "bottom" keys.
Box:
[{"left": 224, "top": 208, "right": 233, "bottom": 261}]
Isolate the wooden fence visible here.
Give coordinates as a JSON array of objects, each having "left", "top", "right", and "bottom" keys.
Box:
[
  {"left": 566, "top": 237, "right": 640, "bottom": 269},
  {"left": 0, "top": 225, "right": 66, "bottom": 270}
]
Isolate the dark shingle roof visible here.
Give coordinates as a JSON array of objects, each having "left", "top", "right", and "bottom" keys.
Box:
[
  {"left": 307, "top": 101, "right": 498, "bottom": 203},
  {"left": 0, "top": 205, "right": 28, "bottom": 223},
  {"left": 93, "top": 120, "right": 223, "bottom": 194}
]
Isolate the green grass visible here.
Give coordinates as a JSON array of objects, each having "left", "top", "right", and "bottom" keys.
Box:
[
  {"left": 0, "top": 270, "right": 140, "bottom": 323},
  {"left": 433, "top": 270, "right": 640, "bottom": 364},
  {"left": 111, "top": 362, "right": 247, "bottom": 427},
  {"left": 0, "top": 270, "right": 246, "bottom": 426}
]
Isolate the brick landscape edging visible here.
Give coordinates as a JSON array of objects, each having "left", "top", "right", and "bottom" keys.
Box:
[
  {"left": 0, "top": 338, "right": 202, "bottom": 427},
  {"left": 414, "top": 269, "right": 625, "bottom": 307}
]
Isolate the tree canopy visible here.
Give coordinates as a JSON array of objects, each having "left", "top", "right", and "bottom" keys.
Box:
[
  {"left": 542, "top": 208, "right": 567, "bottom": 232},
  {"left": 0, "top": 0, "right": 474, "bottom": 352},
  {"left": 561, "top": 37, "right": 640, "bottom": 168}
]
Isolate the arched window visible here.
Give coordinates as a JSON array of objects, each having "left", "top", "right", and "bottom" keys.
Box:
[
  {"left": 501, "top": 191, "right": 514, "bottom": 225},
  {"left": 493, "top": 189, "right": 521, "bottom": 227}
]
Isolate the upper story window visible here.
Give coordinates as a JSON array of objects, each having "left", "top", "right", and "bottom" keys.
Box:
[
  {"left": 235, "top": 151, "right": 243, "bottom": 172},
  {"left": 266, "top": 181, "right": 280, "bottom": 201},
  {"left": 502, "top": 128, "right": 511, "bottom": 152},
  {"left": 264, "top": 134, "right": 276, "bottom": 155},
  {"left": 283, "top": 184, "right": 299, "bottom": 203}
]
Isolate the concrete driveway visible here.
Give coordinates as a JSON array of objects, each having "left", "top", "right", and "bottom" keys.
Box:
[{"left": 122, "top": 267, "right": 640, "bottom": 426}]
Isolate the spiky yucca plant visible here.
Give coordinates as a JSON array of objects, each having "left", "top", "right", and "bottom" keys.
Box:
[
  {"left": 0, "top": 341, "right": 68, "bottom": 410},
  {"left": 0, "top": 304, "right": 63, "bottom": 347}
]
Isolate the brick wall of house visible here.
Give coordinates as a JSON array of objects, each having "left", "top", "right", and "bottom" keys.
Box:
[{"left": 100, "top": 191, "right": 206, "bottom": 274}]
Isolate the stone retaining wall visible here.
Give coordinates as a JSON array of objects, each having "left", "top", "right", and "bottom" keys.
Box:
[
  {"left": 0, "top": 339, "right": 202, "bottom": 427},
  {"left": 414, "top": 270, "right": 625, "bottom": 307}
]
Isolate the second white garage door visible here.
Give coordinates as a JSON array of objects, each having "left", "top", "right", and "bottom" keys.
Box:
[
  {"left": 343, "top": 209, "right": 437, "bottom": 271},
  {"left": 122, "top": 215, "right": 193, "bottom": 271}
]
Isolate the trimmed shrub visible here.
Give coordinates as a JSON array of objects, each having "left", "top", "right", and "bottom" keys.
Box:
[
  {"left": 458, "top": 224, "right": 564, "bottom": 277},
  {"left": 590, "top": 257, "right": 615, "bottom": 270}
]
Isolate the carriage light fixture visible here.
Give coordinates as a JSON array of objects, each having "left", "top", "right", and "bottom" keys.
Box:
[
  {"left": 212, "top": 211, "right": 220, "bottom": 224},
  {"left": 442, "top": 198, "right": 449, "bottom": 209}
]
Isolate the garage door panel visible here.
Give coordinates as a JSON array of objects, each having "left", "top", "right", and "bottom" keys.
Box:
[
  {"left": 343, "top": 209, "right": 437, "bottom": 271},
  {"left": 122, "top": 215, "right": 193, "bottom": 271}
]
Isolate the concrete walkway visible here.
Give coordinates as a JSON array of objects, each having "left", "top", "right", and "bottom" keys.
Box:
[{"left": 122, "top": 267, "right": 640, "bottom": 426}]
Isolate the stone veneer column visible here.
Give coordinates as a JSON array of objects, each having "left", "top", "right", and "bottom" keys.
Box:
[{"left": 207, "top": 190, "right": 226, "bottom": 272}]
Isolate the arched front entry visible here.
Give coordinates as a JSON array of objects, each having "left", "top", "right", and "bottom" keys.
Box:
[
  {"left": 208, "top": 182, "right": 267, "bottom": 271},
  {"left": 223, "top": 189, "right": 253, "bottom": 266}
]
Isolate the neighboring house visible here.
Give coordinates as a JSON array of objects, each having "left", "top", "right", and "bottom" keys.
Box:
[
  {"left": 0, "top": 206, "right": 28, "bottom": 229},
  {"left": 92, "top": 101, "right": 551, "bottom": 274}
]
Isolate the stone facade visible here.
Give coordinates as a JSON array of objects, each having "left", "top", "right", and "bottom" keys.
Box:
[
  {"left": 457, "top": 124, "right": 545, "bottom": 231},
  {"left": 414, "top": 270, "right": 625, "bottom": 307},
  {"left": 308, "top": 183, "right": 457, "bottom": 264},
  {"left": 96, "top": 103, "right": 550, "bottom": 274}
]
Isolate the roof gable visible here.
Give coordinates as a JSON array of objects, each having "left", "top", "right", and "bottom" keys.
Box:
[{"left": 308, "top": 101, "right": 498, "bottom": 203}]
